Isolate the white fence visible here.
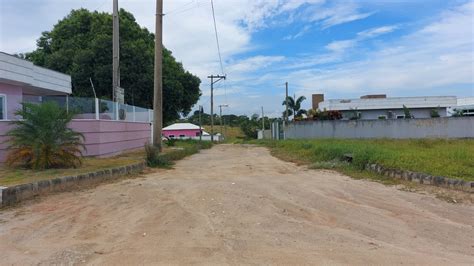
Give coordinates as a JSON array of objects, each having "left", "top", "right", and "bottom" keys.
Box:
[{"left": 24, "top": 95, "right": 153, "bottom": 122}]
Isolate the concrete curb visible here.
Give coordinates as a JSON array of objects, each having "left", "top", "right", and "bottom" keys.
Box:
[
  {"left": 365, "top": 163, "right": 473, "bottom": 193},
  {"left": 0, "top": 161, "right": 146, "bottom": 207}
]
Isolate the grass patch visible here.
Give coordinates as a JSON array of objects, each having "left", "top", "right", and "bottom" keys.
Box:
[
  {"left": 253, "top": 139, "right": 474, "bottom": 181},
  {"left": 0, "top": 149, "right": 145, "bottom": 186},
  {"left": 202, "top": 125, "right": 245, "bottom": 142},
  {"left": 0, "top": 140, "right": 214, "bottom": 186},
  {"left": 146, "top": 139, "right": 213, "bottom": 168}
]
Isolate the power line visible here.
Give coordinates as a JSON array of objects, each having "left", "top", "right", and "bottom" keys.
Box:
[
  {"left": 210, "top": 0, "right": 225, "bottom": 75},
  {"left": 165, "top": 0, "right": 196, "bottom": 15},
  {"left": 166, "top": 1, "right": 211, "bottom": 16}
]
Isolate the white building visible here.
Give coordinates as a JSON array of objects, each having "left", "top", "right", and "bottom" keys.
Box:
[{"left": 312, "top": 94, "right": 474, "bottom": 120}]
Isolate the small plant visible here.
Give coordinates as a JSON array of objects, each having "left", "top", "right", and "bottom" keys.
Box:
[
  {"left": 430, "top": 108, "right": 440, "bottom": 118},
  {"left": 452, "top": 109, "right": 464, "bottom": 117},
  {"left": 6, "top": 102, "right": 84, "bottom": 169},
  {"left": 403, "top": 105, "right": 414, "bottom": 119},
  {"left": 378, "top": 115, "right": 387, "bottom": 120},
  {"left": 145, "top": 143, "right": 171, "bottom": 167},
  {"left": 348, "top": 108, "right": 361, "bottom": 120}
]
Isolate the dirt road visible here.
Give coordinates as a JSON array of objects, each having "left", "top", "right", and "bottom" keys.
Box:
[{"left": 1, "top": 144, "right": 473, "bottom": 265}]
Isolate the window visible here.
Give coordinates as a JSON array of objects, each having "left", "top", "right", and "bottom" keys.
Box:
[
  {"left": 196, "top": 132, "right": 200, "bottom": 136},
  {"left": 169, "top": 135, "right": 175, "bottom": 138},
  {"left": 179, "top": 134, "right": 185, "bottom": 138},
  {"left": 0, "top": 95, "right": 5, "bottom": 120},
  {"left": 396, "top": 115, "right": 405, "bottom": 119}
]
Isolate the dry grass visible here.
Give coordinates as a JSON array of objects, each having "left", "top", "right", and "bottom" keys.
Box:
[
  {"left": 255, "top": 139, "right": 474, "bottom": 181},
  {"left": 202, "top": 125, "right": 245, "bottom": 141},
  {"left": 0, "top": 149, "right": 146, "bottom": 186}
]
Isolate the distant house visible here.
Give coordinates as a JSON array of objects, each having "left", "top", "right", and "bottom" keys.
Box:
[
  {"left": 162, "top": 123, "right": 203, "bottom": 139},
  {"left": 312, "top": 94, "right": 474, "bottom": 120},
  {"left": 162, "top": 123, "right": 219, "bottom": 141}
]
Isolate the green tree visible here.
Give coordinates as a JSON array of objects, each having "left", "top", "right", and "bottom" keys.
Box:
[
  {"left": 402, "top": 105, "right": 414, "bottom": 119},
  {"left": 6, "top": 102, "right": 84, "bottom": 169},
  {"left": 282, "top": 95, "right": 307, "bottom": 120},
  {"left": 26, "top": 8, "right": 200, "bottom": 124}
]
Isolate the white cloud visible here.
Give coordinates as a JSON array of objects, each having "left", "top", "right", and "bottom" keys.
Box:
[
  {"left": 325, "top": 25, "right": 399, "bottom": 53},
  {"left": 292, "top": 2, "right": 474, "bottom": 97},
  {"left": 227, "top": 55, "right": 285, "bottom": 75},
  {"left": 325, "top": 40, "right": 357, "bottom": 53},
  {"left": 304, "top": 2, "right": 375, "bottom": 29},
  {"left": 357, "top": 25, "right": 399, "bottom": 38}
]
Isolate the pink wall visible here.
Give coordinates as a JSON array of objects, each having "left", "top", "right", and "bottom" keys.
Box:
[
  {"left": 0, "top": 83, "right": 23, "bottom": 119},
  {"left": 0, "top": 120, "right": 151, "bottom": 163},
  {"left": 0, "top": 121, "right": 12, "bottom": 163},
  {"left": 162, "top": 129, "right": 201, "bottom": 138}
]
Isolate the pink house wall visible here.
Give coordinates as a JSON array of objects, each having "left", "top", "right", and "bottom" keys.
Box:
[
  {"left": 0, "top": 83, "right": 23, "bottom": 119},
  {"left": 0, "top": 120, "right": 151, "bottom": 163},
  {"left": 162, "top": 129, "right": 201, "bottom": 138}
]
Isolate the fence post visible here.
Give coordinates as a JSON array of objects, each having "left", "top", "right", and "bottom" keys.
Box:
[
  {"left": 95, "top": 98, "right": 99, "bottom": 120},
  {"left": 133, "top": 106, "right": 136, "bottom": 122},
  {"left": 115, "top": 102, "right": 119, "bottom": 121}
]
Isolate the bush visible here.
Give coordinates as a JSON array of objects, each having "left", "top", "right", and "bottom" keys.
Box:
[
  {"left": 403, "top": 105, "right": 414, "bottom": 119},
  {"left": 430, "top": 109, "right": 440, "bottom": 118},
  {"left": 6, "top": 102, "right": 84, "bottom": 169},
  {"left": 145, "top": 144, "right": 172, "bottom": 167},
  {"left": 146, "top": 140, "right": 213, "bottom": 168}
]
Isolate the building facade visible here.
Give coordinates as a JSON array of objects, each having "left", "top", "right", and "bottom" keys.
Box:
[
  {"left": 0, "top": 52, "right": 152, "bottom": 163},
  {"left": 314, "top": 94, "right": 474, "bottom": 120}
]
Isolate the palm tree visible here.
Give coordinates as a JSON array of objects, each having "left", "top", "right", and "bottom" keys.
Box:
[
  {"left": 282, "top": 95, "right": 307, "bottom": 120},
  {"left": 6, "top": 101, "right": 85, "bottom": 169}
]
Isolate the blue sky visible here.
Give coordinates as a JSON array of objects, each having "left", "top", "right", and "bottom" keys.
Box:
[{"left": 1, "top": 0, "right": 473, "bottom": 117}]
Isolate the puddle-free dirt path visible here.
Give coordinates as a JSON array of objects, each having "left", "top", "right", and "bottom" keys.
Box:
[{"left": 1, "top": 144, "right": 473, "bottom": 265}]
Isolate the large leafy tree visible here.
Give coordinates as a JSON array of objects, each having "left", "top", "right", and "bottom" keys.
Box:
[{"left": 26, "top": 8, "right": 200, "bottom": 124}]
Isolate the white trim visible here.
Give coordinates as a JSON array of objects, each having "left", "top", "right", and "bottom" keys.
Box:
[{"left": 0, "top": 93, "right": 6, "bottom": 120}]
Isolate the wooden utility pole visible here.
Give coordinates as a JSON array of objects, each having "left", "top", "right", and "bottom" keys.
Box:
[
  {"left": 153, "top": 0, "right": 163, "bottom": 149},
  {"left": 284, "top": 82, "right": 289, "bottom": 127},
  {"left": 207, "top": 75, "right": 226, "bottom": 142},
  {"left": 112, "top": 0, "right": 120, "bottom": 102},
  {"left": 218, "top": 104, "right": 228, "bottom": 137},
  {"left": 199, "top": 105, "right": 203, "bottom": 142}
]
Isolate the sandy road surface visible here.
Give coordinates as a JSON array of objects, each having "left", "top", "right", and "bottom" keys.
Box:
[{"left": 1, "top": 144, "right": 473, "bottom": 265}]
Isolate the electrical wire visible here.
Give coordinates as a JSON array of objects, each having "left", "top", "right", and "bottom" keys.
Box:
[{"left": 210, "top": 0, "right": 225, "bottom": 76}]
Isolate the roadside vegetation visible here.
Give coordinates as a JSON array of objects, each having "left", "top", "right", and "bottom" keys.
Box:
[
  {"left": 0, "top": 150, "right": 144, "bottom": 186},
  {"left": 146, "top": 140, "right": 212, "bottom": 168},
  {"left": 6, "top": 102, "right": 84, "bottom": 170},
  {"left": 255, "top": 139, "right": 474, "bottom": 181}
]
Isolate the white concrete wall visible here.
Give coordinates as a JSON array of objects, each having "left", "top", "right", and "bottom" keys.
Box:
[
  {"left": 285, "top": 117, "right": 474, "bottom": 139},
  {"left": 0, "top": 52, "right": 71, "bottom": 94}
]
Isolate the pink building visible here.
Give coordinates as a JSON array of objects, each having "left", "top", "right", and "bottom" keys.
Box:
[
  {"left": 162, "top": 123, "right": 202, "bottom": 139},
  {"left": 0, "top": 52, "right": 152, "bottom": 163}
]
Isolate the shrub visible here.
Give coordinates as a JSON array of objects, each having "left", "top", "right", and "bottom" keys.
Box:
[
  {"left": 403, "top": 105, "right": 414, "bottom": 119},
  {"left": 146, "top": 140, "right": 213, "bottom": 168},
  {"left": 6, "top": 102, "right": 84, "bottom": 169},
  {"left": 430, "top": 109, "right": 440, "bottom": 118},
  {"left": 145, "top": 144, "right": 171, "bottom": 167}
]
